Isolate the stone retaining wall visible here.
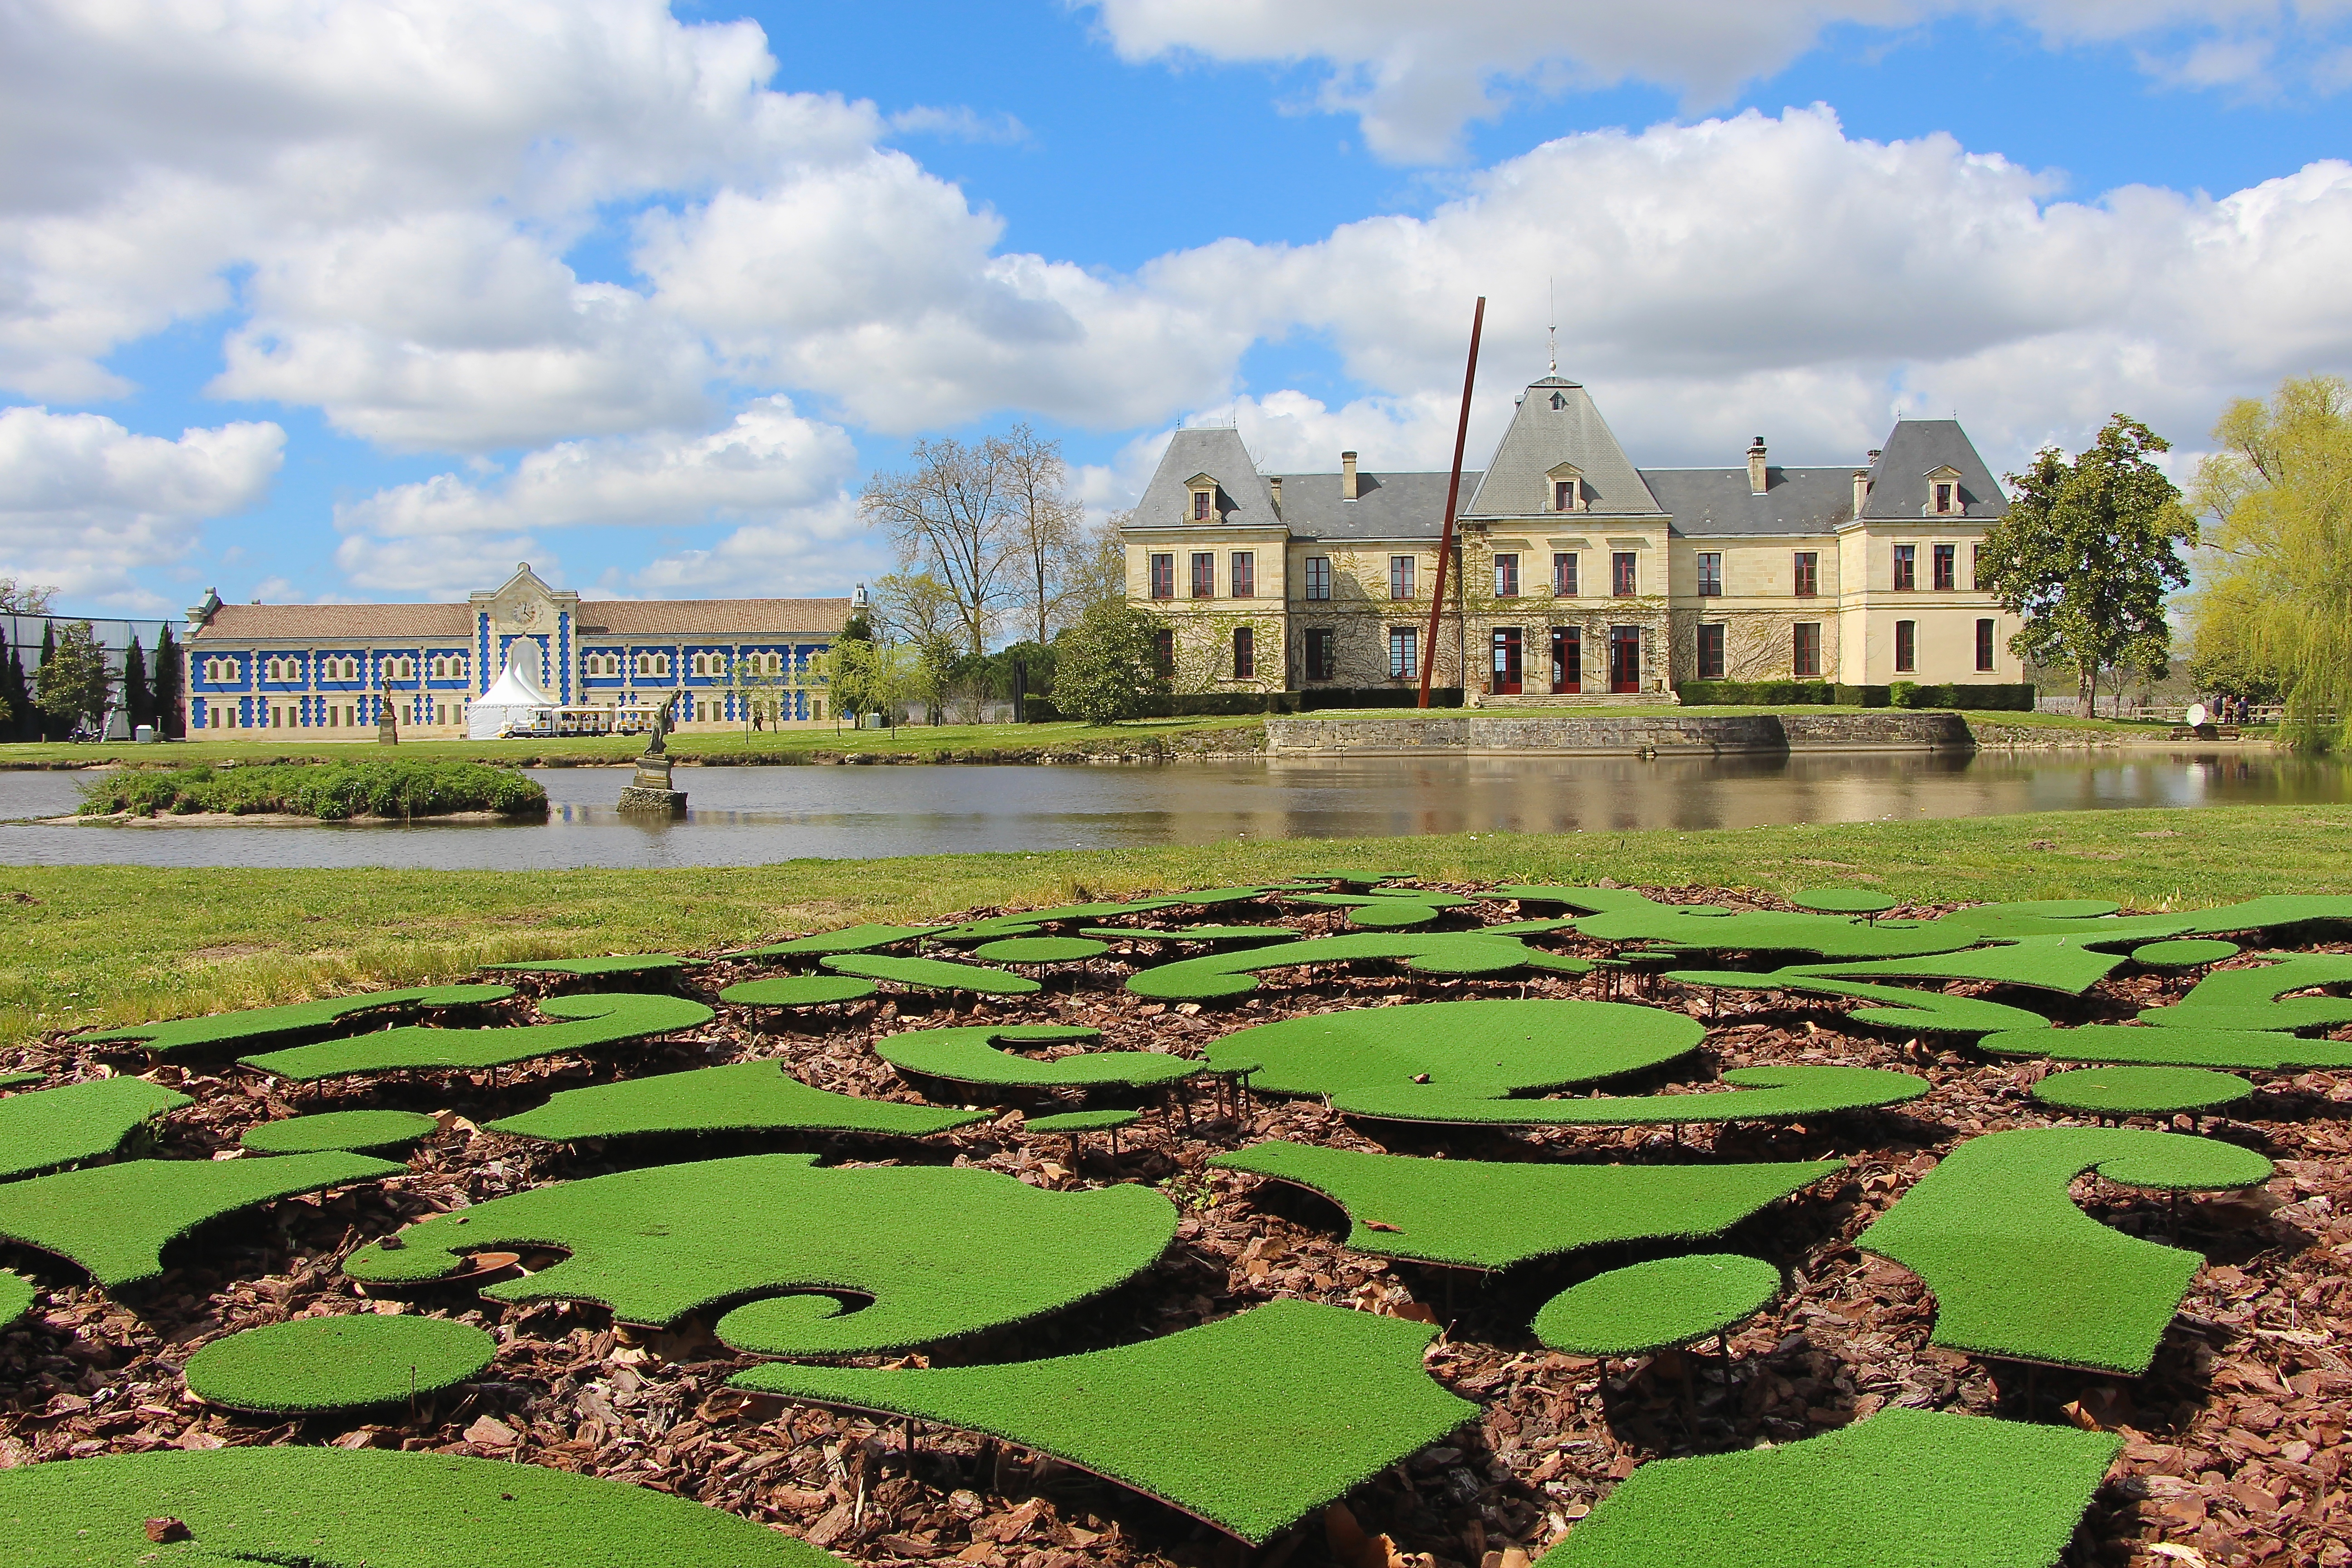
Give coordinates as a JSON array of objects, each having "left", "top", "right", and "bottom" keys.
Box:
[{"left": 1265, "top": 711, "right": 1974, "bottom": 755}]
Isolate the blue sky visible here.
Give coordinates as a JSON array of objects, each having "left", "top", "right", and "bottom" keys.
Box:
[{"left": 5, "top": 0, "right": 2351, "bottom": 622}]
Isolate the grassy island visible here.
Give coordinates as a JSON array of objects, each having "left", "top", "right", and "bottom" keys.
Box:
[{"left": 74, "top": 759, "right": 549, "bottom": 821}]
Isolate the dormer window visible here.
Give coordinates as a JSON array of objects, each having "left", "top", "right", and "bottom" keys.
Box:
[
  {"left": 1923, "top": 465, "right": 1963, "bottom": 516},
  {"left": 1185, "top": 473, "right": 1218, "bottom": 523},
  {"left": 1545, "top": 462, "right": 1585, "bottom": 513}
]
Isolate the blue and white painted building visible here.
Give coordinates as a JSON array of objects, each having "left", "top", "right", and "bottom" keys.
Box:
[{"left": 182, "top": 564, "right": 852, "bottom": 736}]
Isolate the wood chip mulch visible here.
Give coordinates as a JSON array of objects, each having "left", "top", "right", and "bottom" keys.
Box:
[{"left": 3, "top": 888, "right": 2349, "bottom": 1568}]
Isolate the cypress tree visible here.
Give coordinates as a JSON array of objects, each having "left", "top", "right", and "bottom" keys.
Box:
[
  {"left": 122, "top": 636, "right": 151, "bottom": 733},
  {"left": 34, "top": 622, "right": 55, "bottom": 741},
  {"left": 0, "top": 638, "right": 28, "bottom": 741},
  {"left": 154, "top": 623, "right": 183, "bottom": 737}
]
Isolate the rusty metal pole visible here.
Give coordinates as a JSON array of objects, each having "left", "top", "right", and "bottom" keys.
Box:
[{"left": 1420, "top": 297, "right": 1485, "bottom": 708}]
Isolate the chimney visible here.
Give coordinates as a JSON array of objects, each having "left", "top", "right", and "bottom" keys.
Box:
[
  {"left": 1852, "top": 469, "right": 1871, "bottom": 518},
  {"left": 1341, "top": 451, "right": 1359, "bottom": 501},
  {"left": 1746, "top": 437, "right": 1769, "bottom": 495},
  {"left": 1267, "top": 476, "right": 1282, "bottom": 517}
]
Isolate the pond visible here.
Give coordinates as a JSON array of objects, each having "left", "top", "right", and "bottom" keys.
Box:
[{"left": 1, "top": 748, "right": 2344, "bottom": 872}]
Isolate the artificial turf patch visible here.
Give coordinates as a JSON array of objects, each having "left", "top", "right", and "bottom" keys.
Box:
[
  {"left": 971, "top": 936, "right": 1112, "bottom": 963},
  {"left": 1980, "top": 1023, "right": 2352, "bottom": 1070},
  {"left": 482, "top": 955, "right": 698, "bottom": 976},
  {"left": 876, "top": 1024, "right": 1200, "bottom": 1089},
  {"left": 242, "top": 1108, "right": 440, "bottom": 1155},
  {"left": 1788, "top": 888, "right": 1901, "bottom": 914},
  {"left": 0, "top": 1076, "right": 192, "bottom": 1181},
  {"left": 343, "top": 1153, "right": 1176, "bottom": 1357},
  {"left": 1334, "top": 1065, "right": 1927, "bottom": 1127},
  {"left": 2029, "top": 1066, "right": 2253, "bottom": 1117},
  {"left": 1207, "top": 1142, "right": 1842, "bottom": 1270},
  {"left": 1533, "top": 1254, "right": 1781, "bottom": 1356},
  {"left": 1536, "top": 1407, "right": 2120, "bottom": 1568},
  {"left": 2132, "top": 938, "right": 2241, "bottom": 967},
  {"left": 1127, "top": 933, "right": 1582, "bottom": 1001},
  {"left": 1666, "top": 970, "right": 2053, "bottom": 1036},
  {"left": 1566, "top": 906, "right": 1972, "bottom": 960},
  {"left": 0, "top": 1445, "right": 843, "bottom": 1567},
  {"left": 1478, "top": 917, "right": 1576, "bottom": 936},
  {"left": 1855, "top": 1126, "right": 2274, "bottom": 1373},
  {"left": 730, "top": 924, "right": 944, "bottom": 957},
  {"left": 185, "top": 1313, "right": 495, "bottom": 1412},
  {"left": 2140, "top": 952, "right": 2352, "bottom": 1031},
  {"left": 239, "top": 993, "right": 715, "bottom": 1080},
  {"left": 820, "top": 954, "right": 1043, "bottom": 996},
  {"left": 717, "top": 975, "right": 881, "bottom": 1007},
  {"left": 0, "top": 1071, "right": 41, "bottom": 1088},
  {"left": 1201, "top": 999, "right": 1703, "bottom": 1105},
  {"left": 0, "top": 1270, "right": 31, "bottom": 1326},
  {"left": 1027, "top": 1109, "right": 1141, "bottom": 1132},
  {"left": 731, "top": 1298, "right": 1476, "bottom": 1544},
  {"left": 1081, "top": 925, "right": 1300, "bottom": 945},
  {"left": 1344, "top": 902, "right": 1444, "bottom": 929},
  {"left": 488, "top": 1060, "right": 987, "bottom": 1141},
  {"left": 0, "top": 1152, "right": 403, "bottom": 1287},
  {"left": 1785, "top": 936, "right": 2129, "bottom": 995},
  {"left": 79, "top": 984, "right": 515, "bottom": 1057}
]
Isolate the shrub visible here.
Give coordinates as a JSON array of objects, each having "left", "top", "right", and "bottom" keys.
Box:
[
  {"left": 1051, "top": 601, "right": 1170, "bottom": 724},
  {"left": 79, "top": 759, "right": 548, "bottom": 820}
]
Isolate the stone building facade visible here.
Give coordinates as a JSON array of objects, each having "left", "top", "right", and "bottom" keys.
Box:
[
  {"left": 1122, "top": 373, "right": 2020, "bottom": 701},
  {"left": 181, "top": 564, "right": 850, "bottom": 737}
]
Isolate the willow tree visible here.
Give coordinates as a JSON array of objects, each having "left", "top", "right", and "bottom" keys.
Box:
[
  {"left": 1975, "top": 415, "right": 2196, "bottom": 717},
  {"left": 2190, "top": 375, "right": 2352, "bottom": 749}
]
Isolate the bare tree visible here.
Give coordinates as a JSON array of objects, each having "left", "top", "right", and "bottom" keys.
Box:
[
  {"left": 860, "top": 439, "right": 1019, "bottom": 656},
  {"left": 1000, "top": 424, "right": 1083, "bottom": 642},
  {"left": 869, "top": 570, "right": 962, "bottom": 650},
  {"left": 1061, "top": 510, "right": 1131, "bottom": 617},
  {"left": 0, "top": 578, "right": 57, "bottom": 616}
]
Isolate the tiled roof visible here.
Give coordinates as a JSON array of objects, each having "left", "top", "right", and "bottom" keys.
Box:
[
  {"left": 191, "top": 603, "right": 470, "bottom": 641},
  {"left": 574, "top": 599, "right": 851, "bottom": 636}
]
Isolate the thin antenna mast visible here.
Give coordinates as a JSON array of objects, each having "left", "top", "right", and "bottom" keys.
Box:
[
  {"left": 1419, "top": 296, "right": 1485, "bottom": 709},
  {"left": 1548, "top": 278, "right": 1557, "bottom": 375}
]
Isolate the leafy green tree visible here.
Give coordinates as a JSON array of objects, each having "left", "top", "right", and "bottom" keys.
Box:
[
  {"left": 35, "top": 620, "right": 113, "bottom": 730},
  {"left": 2189, "top": 375, "right": 2352, "bottom": 747},
  {"left": 1976, "top": 415, "right": 2196, "bottom": 717},
  {"left": 1052, "top": 601, "right": 1168, "bottom": 725},
  {"left": 0, "top": 640, "right": 25, "bottom": 735},
  {"left": 153, "top": 623, "right": 184, "bottom": 737}
]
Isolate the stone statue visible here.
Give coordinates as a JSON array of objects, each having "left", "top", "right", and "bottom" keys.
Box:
[
  {"left": 647, "top": 691, "right": 674, "bottom": 754},
  {"left": 620, "top": 691, "right": 686, "bottom": 815}
]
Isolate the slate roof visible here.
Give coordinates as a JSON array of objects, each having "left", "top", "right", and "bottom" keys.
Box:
[
  {"left": 1638, "top": 467, "right": 1858, "bottom": 536},
  {"left": 190, "top": 603, "right": 471, "bottom": 641},
  {"left": 1130, "top": 427, "right": 1280, "bottom": 530},
  {"left": 1462, "top": 377, "right": 1665, "bottom": 519},
  {"left": 1268, "top": 469, "right": 1483, "bottom": 542},
  {"left": 1857, "top": 420, "right": 2008, "bottom": 519}
]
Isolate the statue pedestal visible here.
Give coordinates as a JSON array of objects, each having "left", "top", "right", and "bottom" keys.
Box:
[{"left": 617, "top": 752, "right": 686, "bottom": 815}]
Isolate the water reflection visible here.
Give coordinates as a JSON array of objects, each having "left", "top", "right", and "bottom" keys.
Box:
[{"left": 0, "top": 749, "right": 2341, "bottom": 871}]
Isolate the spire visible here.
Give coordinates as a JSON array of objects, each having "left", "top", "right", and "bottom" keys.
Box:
[{"left": 1547, "top": 277, "right": 1558, "bottom": 376}]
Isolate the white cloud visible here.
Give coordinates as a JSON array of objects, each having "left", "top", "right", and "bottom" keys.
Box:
[
  {"left": 332, "top": 396, "right": 862, "bottom": 595},
  {"left": 0, "top": 406, "right": 283, "bottom": 604},
  {"left": 1083, "top": 0, "right": 2351, "bottom": 161}
]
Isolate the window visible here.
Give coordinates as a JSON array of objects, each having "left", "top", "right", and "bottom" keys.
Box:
[
  {"left": 1891, "top": 543, "right": 1916, "bottom": 591},
  {"left": 1153, "top": 628, "right": 1176, "bottom": 677},
  {"left": 1934, "top": 481, "right": 1955, "bottom": 514},
  {"left": 634, "top": 652, "right": 671, "bottom": 678},
  {"left": 1192, "top": 488, "right": 1212, "bottom": 521},
  {"left": 1696, "top": 552, "right": 1723, "bottom": 597},
  {"left": 1697, "top": 623, "right": 1726, "bottom": 680},
  {"left": 1971, "top": 544, "right": 1986, "bottom": 591},
  {"left": 1554, "top": 478, "right": 1578, "bottom": 512},
  {"left": 1233, "top": 626, "right": 1254, "bottom": 680},
  {"left": 1493, "top": 552, "right": 1519, "bottom": 597},
  {"left": 1793, "top": 622, "right": 1822, "bottom": 679},
  {"left": 1933, "top": 544, "right": 1956, "bottom": 592},
  {"left": 1390, "top": 556, "right": 1415, "bottom": 600},
  {"left": 1975, "top": 617, "right": 1996, "bottom": 672},
  {"left": 1792, "top": 551, "right": 1819, "bottom": 598},
  {"left": 1231, "top": 552, "right": 1254, "bottom": 599},
  {"left": 1191, "top": 552, "right": 1215, "bottom": 598},
  {"left": 1388, "top": 627, "right": 1417, "bottom": 680},
  {"left": 1305, "top": 627, "right": 1336, "bottom": 681},
  {"left": 1553, "top": 552, "right": 1577, "bottom": 596},
  {"left": 1612, "top": 551, "right": 1637, "bottom": 597},
  {"left": 1149, "top": 553, "right": 1175, "bottom": 600},
  {"left": 1303, "top": 556, "right": 1331, "bottom": 601},
  {"left": 1894, "top": 619, "right": 1917, "bottom": 673}
]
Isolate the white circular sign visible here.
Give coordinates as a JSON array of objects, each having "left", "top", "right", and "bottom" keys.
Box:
[{"left": 2186, "top": 702, "right": 2209, "bottom": 727}]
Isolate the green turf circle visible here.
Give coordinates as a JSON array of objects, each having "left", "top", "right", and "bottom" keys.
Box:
[
  {"left": 1027, "top": 1109, "right": 1141, "bottom": 1133},
  {"left": 971, "top": 936, "right": 1111, "bottom": 963},
  {"left": 2131, "top": 938, "right": 2241, "bottom": 967},
  {"left": 821, "top": 954, "right": 1041, "bottom": 995},
  {"left": 0, "top": 1269, "right": 31, "bottom": 1326},
  {"left": 240, "top": 993, "right": 715, "bottom": 1080},
  {"left": 1127, "top": 932, "right": 1564, "bottom": 1000},
  {"left": 718, "top": 975, "right": 879, "bottom": 1007},
  {"left": 1981, "top": 1022, "right": 2352, "bottom": 1070},
  {"left": 490, "top": 1060, "right": 985, "bottom": 1142},
  {"left": 242, "top": 1109, "right": 440, "bottom": 1155},
  {"left": 1082, "top": 925, "right": 1299, "bottom": 945},
  {"left": 0, "top": 1446, "right": 843, "bottom": 1567},
  {"left": 1343, "top": 902, "right": 1442, "bottom": 929},
  {"left": 80, "top": 985, "right": 515, "bottom": 1057},
  {"left": 1534, "top": 1254, "right": 1781, "bottom": 1356},
  {"left": 1788, "top": 888, "right": 1901, "bottom": 914},
  {"left": 1335, "top": 1064, "right": 1925, "bottom": 1127},
  {"left": 0, "top": 1076, "right": 192, "bottom": 1181},
  {"left": 2029, "top": 1065, "right": 2253, "bottom": 1116},
  {"left": 186, "top": 1313, "right": 495, "bottom": 1413},
  {"left": 0, "top": 1071, "right": 41, "bottom": 1089},
  {"left": 877, "top": 1025, "right": 1198, "bottom": 1089}
]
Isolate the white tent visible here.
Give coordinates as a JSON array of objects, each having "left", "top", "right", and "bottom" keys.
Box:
[{"left": 466, "top": 659, "right": 554, "bottom": 739}]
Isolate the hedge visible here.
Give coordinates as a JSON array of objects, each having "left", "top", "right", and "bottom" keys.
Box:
[
  {"left": 78, "top": 758, "right": 549, "bottom": 820},
  {"left": 1025, "top": 686, "right": 1466, "bottom": 721},
  {"left": 1672, "top": 681, "right": 2034, "bottom": 710}
]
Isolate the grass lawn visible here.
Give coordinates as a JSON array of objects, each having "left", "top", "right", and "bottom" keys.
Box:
[
  {"left": 0, "top": 715, "right": 1266, "bottom": 769},
  {"left": 8, "top": 804, "right": 2352, "bottom": 1047}
]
